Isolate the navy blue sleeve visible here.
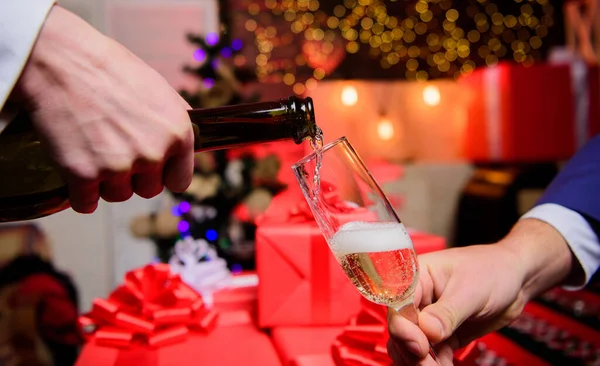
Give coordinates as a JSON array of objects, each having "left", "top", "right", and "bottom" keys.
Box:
[{"left": 538, "top": 135, "right": 600, "bottom": 223}]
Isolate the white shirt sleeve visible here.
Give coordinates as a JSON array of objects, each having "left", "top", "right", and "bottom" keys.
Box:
[
  {"left": 0, "top": 0, "right": 56, "bottom": 132},
  {"left": 521, "top": 203, "right": 600, "bottom": 290}
]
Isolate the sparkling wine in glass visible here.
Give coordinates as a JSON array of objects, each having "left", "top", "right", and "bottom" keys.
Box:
[{"left": 293, "top": 136, "right": 438, "bottom": 362}]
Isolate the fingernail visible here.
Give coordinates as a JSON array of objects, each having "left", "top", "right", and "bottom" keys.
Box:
[
  {"left": 422, "top": 312, "right": 445, "bottom": 339},
  {"left": 434, "top": 318, "right": 444, "bottom": 339},
  {"left": 407, "top": 341, "right": 422, "bottom": 356}
]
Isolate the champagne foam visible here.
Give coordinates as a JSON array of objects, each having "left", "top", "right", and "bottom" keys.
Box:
[{"left": 329, "top": 221, "right": 413, "bottom": 256}]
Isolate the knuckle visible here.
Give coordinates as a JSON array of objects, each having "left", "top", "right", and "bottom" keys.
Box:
[
  {"left": 149, "top": 113, "right": 193, "bottom": 156},
  {"left": 437, "top": 305, "right": 458, "bottom": 335},
  {"left": 170, "top": 114, "right": 193, "bottom": 143},
  {"left": 502, "top": 294, "right": 527, "bottom": 325},
  {"left": 63, "top": 161, "right": 99, "bottom": 182},
  {"left": 440, "top": 303, "right": 458, "bottom": 329},
  {"left": 138, "top": 150, "right": 162, "bottom": 165},
  {"left": 173, "top": 126, "right": 193, "bottom": 147},
  {"left": 102, "top": 158, "right": 132, "bottom": 174}
]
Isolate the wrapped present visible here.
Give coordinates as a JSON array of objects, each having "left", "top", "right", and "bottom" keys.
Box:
[
  {"left": 168, "top": 237, "right": 231, "bottom": 308},
  {"left": 212, "top": 271, "right": 258, "bottom": 315},
  {"left": 216, "top": 309, "right": 255, "bottom": 327},
  {"left": 271, "top": 326, "right": 344, "bottom": 365},
  {"left": 77, "top": 263, "right": 219, "bottom": 347},
  {"left": 290, "top": 354, "right": 336, "bottom": 366},
  {"left": 75, "top": 264, "right": 281, "bottom": 366},
  {"left": 76, "top": 322, "right": 283, "bottom": 366},
  {"left": 460, "top": 60, "right": 600, "bottom": 162},
  {"left": 75, "top": 264, "right": 218, "bottom": 365},
  {"left": 331, "top": 297, "right": 477, "bottom": 366},
  {"left": 256, "top": 188, "right": 376, "bottom": 327}
]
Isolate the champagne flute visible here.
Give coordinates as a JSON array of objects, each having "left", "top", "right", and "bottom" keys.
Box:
[{"left": 292, "top": 136, "right": 438, "bottom": 363}]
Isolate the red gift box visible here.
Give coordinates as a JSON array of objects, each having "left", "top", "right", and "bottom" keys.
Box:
[
  {"left": 256, "top": 188, "right": 378, "bottom": 327},
  {"left": 257, "top": 185, "right": 445, "bottom": 328},
  {"left": 75, "top": 264, "right": 281, "bottom": 366},
  {"left": 212, "top": 271, "right": 258, "bottom": 316},
  {"left": 76, "top": 324, "right": 282, "bottom": 366},
  {"left": 460, "top": 61, "right": 600, "bottom": 162},
  {"left": 290, "top": 354, "right": 336, "bottom": 366},
  {"left": 271, "top": 326, "right": 344, "bottom": 365}
]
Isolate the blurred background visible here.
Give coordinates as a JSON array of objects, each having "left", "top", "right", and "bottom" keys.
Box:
[{"left": 1, "top": 0, "right": 599, "bottom": 365}]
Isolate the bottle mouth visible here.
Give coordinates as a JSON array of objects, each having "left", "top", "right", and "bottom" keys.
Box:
[
  {"left": 289, "top": 96, "right": 317, "bottom": 144},
  {"left": 304, "top": 96, "right": 317, "bottom": 138}
]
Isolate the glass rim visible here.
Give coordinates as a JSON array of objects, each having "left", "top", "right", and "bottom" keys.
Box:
[{"left": 292, "top": 136, "right": 349, "bottom": 169}]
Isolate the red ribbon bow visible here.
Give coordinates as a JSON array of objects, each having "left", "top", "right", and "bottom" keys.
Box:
[
  {"left": 289, "top": 182, "right": 360, "bottom": 222},
  {"left": 78, "top": 264, "right": 218, "bottom": 349},
  {"left": 331, "top": 298, "right": 392, "bottom": 366},
  {"left": 331, "top": 298, "right": 478, "bottom": 365}
]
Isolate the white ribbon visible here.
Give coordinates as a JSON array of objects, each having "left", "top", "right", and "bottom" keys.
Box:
[
  {"left": 549, "top": 47, "right": 589, "bottom": 149},
  {"left": 168, "top": 237, "right": 231, "bottom": 308}
]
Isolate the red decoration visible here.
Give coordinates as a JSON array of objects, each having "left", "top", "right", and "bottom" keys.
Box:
[
  {"left": 331, "top": 298, "right": 477, "bottom": 366},
  {"left": 460, "top": 62, "right": 600, "bottom": 162},
  {"left": 287, "top": 182, "right": 365, "bottom": 223},
  {"left": 271, "top": 326, "right": 344, "bottom": 365},
  {"left": 256, "top": 188, "right": 374, "bottom": 327},
  {"left": 75, "top": 321, "right": 283, "bottom": 366},
  {"left": 78, "top": 264, "right": 218, "bottom": 349},
  {"left": 331, "top": 299, "right": 391, "bottom": 366}
]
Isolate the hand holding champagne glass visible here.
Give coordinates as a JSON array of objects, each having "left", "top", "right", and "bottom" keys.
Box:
[{"left": 292, "top": 137, "right": 438, "bottom": 364}]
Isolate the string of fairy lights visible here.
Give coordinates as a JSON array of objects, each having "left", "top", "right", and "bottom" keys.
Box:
[{"left": 240, "top": 0, "right": 556, "bottom": 93}]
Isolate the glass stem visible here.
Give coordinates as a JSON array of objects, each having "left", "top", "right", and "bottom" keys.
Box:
[{"left": 395, "top": 302, "right": 440, "bottom": 364}]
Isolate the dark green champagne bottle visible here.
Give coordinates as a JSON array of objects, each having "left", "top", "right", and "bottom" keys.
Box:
[{"left": 0, "top": 96, "right": 317, "bottom": 222}]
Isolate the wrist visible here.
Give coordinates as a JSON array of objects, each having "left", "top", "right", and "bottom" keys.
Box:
[
  {"left": 497, "top": 218, "right": 574, "bottom": 302},
  {"left": 16, "top": 5, "right": 111, "bottom": 104}
]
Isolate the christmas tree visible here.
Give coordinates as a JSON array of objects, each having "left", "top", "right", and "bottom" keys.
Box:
[
  {"left": 130, "top": 0, "right": 288, "bottom": 271},
  {"left": 178, "top": 0, "right": 259, "bottom": 109}
]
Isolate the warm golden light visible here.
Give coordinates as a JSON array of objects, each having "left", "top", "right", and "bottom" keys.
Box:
[
  {"left": 422, "top": 85, "right": 441, "bottom": 106},
  {"left": 377, "top": 118, "right": 394, "bottom": 141},
  {"left": 341, "top": 85, "right": 358, "bottom": 106},
  {"left": 246, "top": 0, "right": 554, "bottom": 85}
]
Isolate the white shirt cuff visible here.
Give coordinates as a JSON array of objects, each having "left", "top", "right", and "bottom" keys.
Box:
[
  {"left": 521, "top": 203, "right": 600, "bottom": 290},
  {"left": 0, "top": 0, "right": 56, "bottom": 132}
]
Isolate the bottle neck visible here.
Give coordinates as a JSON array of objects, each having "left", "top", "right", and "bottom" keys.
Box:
[{"left": 188, "top": 96, "right": 318, "bottom": 151}]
